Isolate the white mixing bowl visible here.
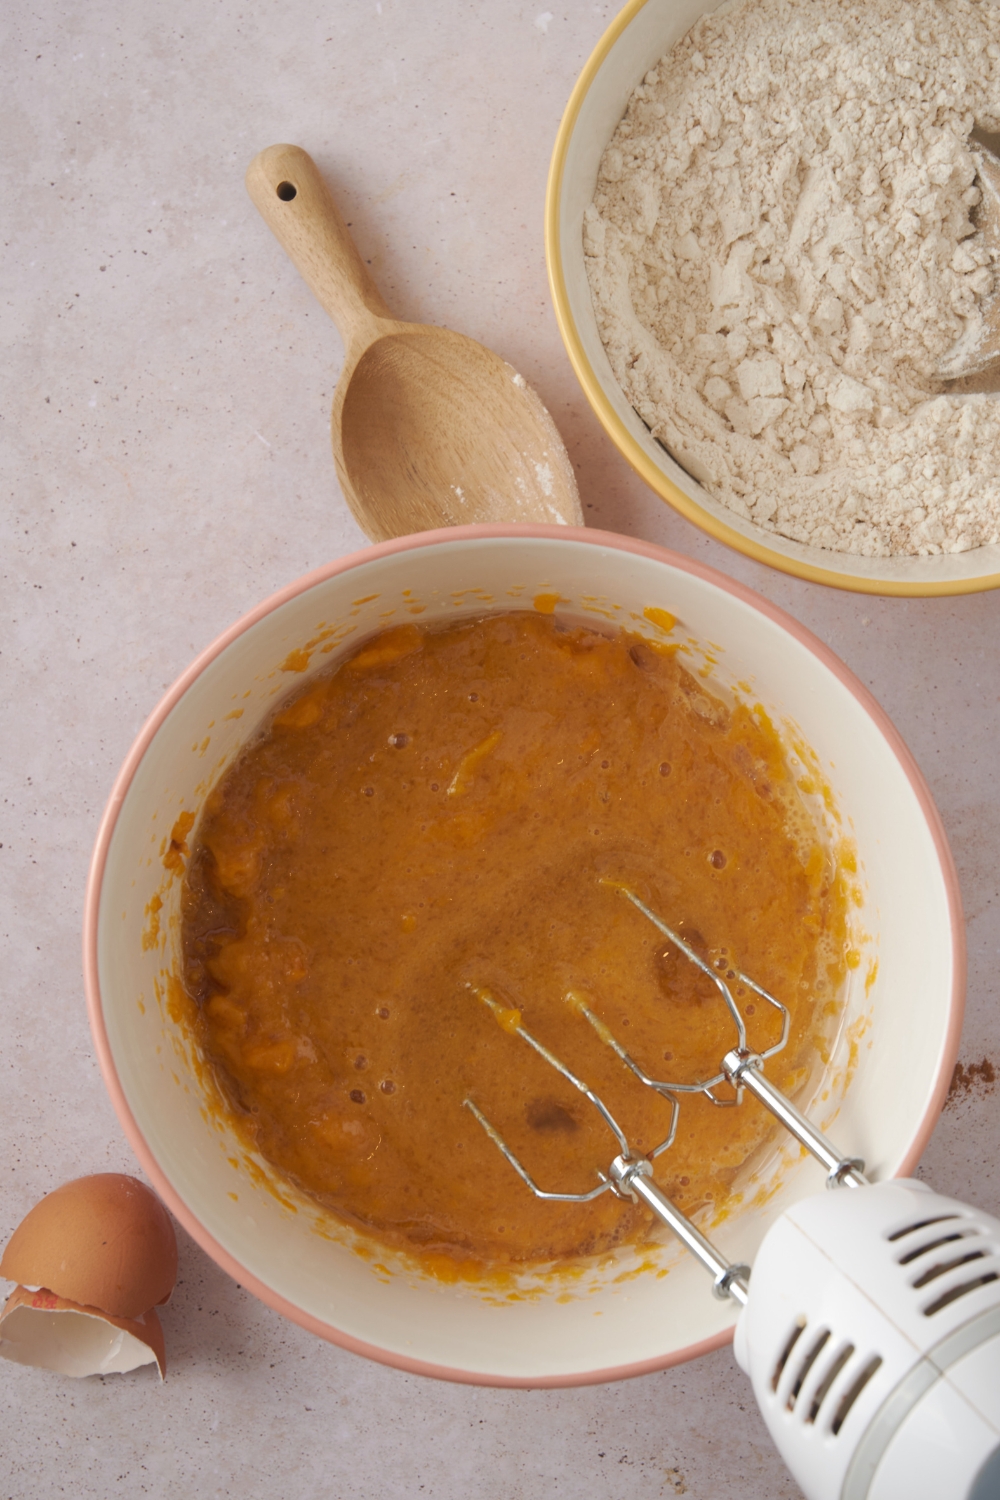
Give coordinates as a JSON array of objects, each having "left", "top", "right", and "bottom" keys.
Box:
[{"left": 84, "top": 526, "right": 963, "bottom": 1385}]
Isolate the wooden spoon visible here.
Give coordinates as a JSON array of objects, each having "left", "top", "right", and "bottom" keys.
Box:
[{"left": 246, "top": 145, "right": 582, "bottom": 541}]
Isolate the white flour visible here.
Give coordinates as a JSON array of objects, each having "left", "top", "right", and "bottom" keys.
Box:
[{"left": 585, "top": 0, "right": 1000, "bottom": 556}]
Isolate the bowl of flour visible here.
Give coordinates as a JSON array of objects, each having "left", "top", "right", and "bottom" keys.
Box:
[{"left": 547, "top": 0, "right": 1000, "bottom": 594}]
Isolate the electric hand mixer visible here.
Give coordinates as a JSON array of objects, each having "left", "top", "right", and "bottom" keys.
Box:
[{"left": 464, "top": 881, "right": 1000, "bottom": 1500}]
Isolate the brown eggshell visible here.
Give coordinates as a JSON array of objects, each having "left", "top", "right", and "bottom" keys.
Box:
[
  {"left": 0, "top": 1174, "right": 177, "bottom": 1318},
  {"left": 0, "top": 1285, "right": 165, "bottom": 1378}
]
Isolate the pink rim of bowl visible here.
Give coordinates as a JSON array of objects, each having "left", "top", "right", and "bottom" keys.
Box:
[{"left": 83, "top": 523, "right": 966, "bottom": 1388}]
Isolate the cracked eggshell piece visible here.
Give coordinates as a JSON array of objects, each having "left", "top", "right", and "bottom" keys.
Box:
[
  {"left": 0, "top": 1285, "right": 166, "bottom": 1378},
  {"left": 0, "top": 1173, "right": 177, "bottom": 1319}
]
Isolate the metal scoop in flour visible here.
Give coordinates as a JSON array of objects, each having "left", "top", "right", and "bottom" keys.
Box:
[{"left": 938, "top": 133, "right": 1000, "bottom": 393}]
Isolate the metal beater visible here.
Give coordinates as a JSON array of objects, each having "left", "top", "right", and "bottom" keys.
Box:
[{"left": 463, "top": 880, "right": 1000, "bottom": 1500}]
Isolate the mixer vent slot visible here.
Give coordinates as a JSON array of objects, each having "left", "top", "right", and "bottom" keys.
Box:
[
  {"left": 924, "top": 1269, "right": 1000, "bottom": 1317},
  {"left": 806, "top": 1342, "right": 855, "bottom": 1424},
  {"left": 897, "top": 1229, "right": 973, "bottom": 1265},
  {"left": 912, "top": 1248, "right": 989, "bottom": 1289},
  {"left": 786, "top": 1327, "right": 829, "bottom": 1411},
  {"left": 830, "top": 1355, "right": 883, "bottom": 1436},
  {"left": 896, "top": 1216, "right": 1000, "bottom": 1315},
  {"left": 887, "top": 1214, "right": 959, "bottom": 1242},
  {"left": 771, "top": 1317, "right": 806, "bottom": 1391}
]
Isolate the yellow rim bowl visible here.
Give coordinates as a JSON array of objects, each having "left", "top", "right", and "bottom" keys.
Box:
[{"left": 545, "top": 0, "right": 1000, "bottom": 597}]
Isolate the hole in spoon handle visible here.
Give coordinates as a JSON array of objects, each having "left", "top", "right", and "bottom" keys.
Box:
[{"left": 245, "top": 144, "right": 391, "bottom": 339}]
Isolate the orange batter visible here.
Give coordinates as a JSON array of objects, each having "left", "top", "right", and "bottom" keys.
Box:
[{"left": 181, "top": 612, "right": 849, "bottom": 1269}]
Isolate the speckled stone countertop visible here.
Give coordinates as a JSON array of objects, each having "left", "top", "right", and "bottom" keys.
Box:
[{"left": 2, "top": 3, "right": 998, "bottom": 1497}]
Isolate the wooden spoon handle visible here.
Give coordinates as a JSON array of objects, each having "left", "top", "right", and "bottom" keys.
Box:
[{"left": 245, "top": 144, "right": 391, "bottom": 342}]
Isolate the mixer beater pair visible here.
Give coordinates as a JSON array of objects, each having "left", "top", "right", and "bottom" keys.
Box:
[
  {"left": 465, "top": 880, "right": 865, "bottom": 1305},
  {"left": 463, "top": 880, "right": 1000, "bottom": 1500}
]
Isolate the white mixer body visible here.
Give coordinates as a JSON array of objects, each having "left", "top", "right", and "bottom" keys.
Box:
[{"left": 733, "top": 1179, "right": 1000, "bottom": 1500}]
